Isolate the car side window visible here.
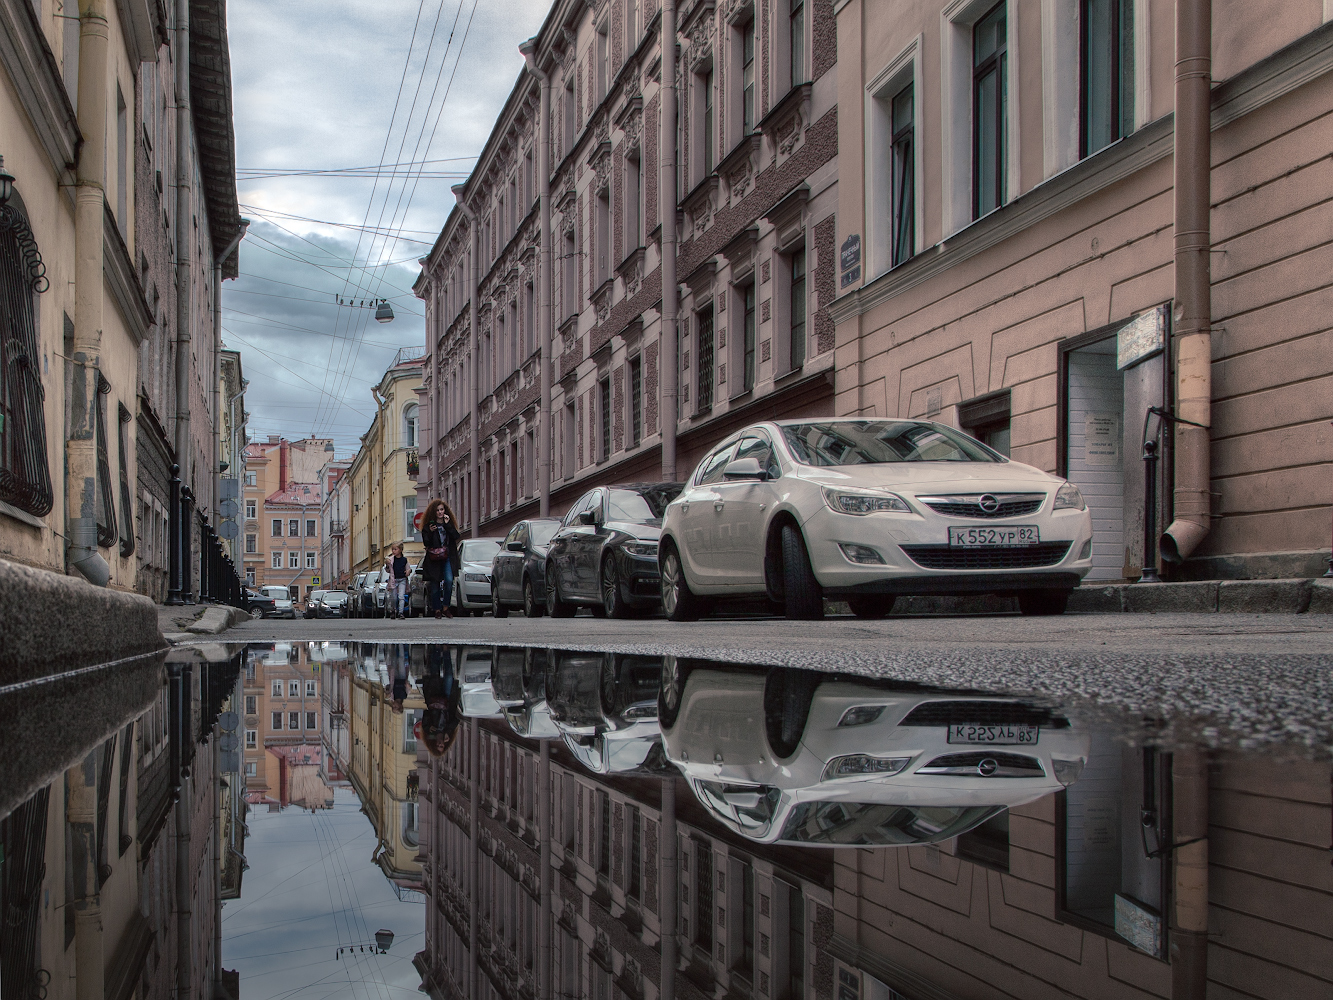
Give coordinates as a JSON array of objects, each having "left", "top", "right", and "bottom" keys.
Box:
[
  {"left": 563, "top": 496, "right": 590, "bottom": 527},
  {"left": 697, "top": 444, "right": 737, "bottom": 485},
  {"left": 734, "top": 434, "right": 780, "bottom": 479},
  {"left": 504, "top": 524, "right": 522, "bottom": 546},
  {"left": 516, "top": 523, "right": 529, "bottom": 547}
]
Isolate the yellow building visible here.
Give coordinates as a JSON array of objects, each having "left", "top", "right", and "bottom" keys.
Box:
[{"left": 348, "top": 350, "right": 424, "bottom": 578}]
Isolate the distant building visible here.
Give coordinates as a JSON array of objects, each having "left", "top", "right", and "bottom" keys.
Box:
[{"left": 242, "top": 436, "right": 333, "bottom": 592}]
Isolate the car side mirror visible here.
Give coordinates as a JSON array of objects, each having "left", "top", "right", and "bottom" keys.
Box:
[
  {"left": 506, "top": 540, "right": 525, "bottom": 551},
  {"left": 723, "top": 457, "right": 767, "bottom": 480},
  {"left": 577, "top": 509, "right": 597, "bottom": 525}
]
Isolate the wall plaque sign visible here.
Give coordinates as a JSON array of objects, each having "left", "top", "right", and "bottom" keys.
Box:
[{"left": 1117, "top": 305, "right": 1167, "bottom": 370}]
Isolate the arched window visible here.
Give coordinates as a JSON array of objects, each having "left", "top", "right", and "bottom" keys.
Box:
[
  {"left": 402, "top": 403, "right": 418, "bottom": 449},
  {"left": 0, "top": 192, "right": 54, "bottom": 516}
]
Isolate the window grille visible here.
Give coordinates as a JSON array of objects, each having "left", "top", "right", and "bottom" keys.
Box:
[
  {"left": 0, "top": 203, "right": 54, "bottom": 516},
  {"left": 117, "top": 403, "right": 134, "bottom": 556},
  {"left": 696, "top": 309, "right": 715, "bottom": 411},
  {"left": 95, "top": 374, "right": 117, "bottom": 548},
  {"left": 0, "top": 785, "right": 51, "bottom": 996}
]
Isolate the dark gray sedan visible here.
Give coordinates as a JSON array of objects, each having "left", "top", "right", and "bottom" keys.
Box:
[
  {"left": 544, "top": 482, "right": 683, "bottom": 618},
  {"left": 490, "top": 518, "right": 561, "bottom": 618}
]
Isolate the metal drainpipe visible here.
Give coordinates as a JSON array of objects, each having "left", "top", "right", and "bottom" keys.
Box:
[
  {"left": 660, "top": 0, "right": 680, "bottom": 481},
  {"left": 1171, "top": 748, "right": 1209, "bottom": 1000},
  {"left": 67, "top": 0, "right": 110, "bottom": 587},
  {"left": 68, "top": 752, "right": 104, "bottom": 1000},
  {"left": 468, "top": 716, "right": 479, "bottom": 998},
  {"left": 520, "top": 39, "right": 553, "bottom": 518},
  {"left": 174, "top": 0, "right": 194, "bottom": 511},
  {"left": 538, "top": 739, "right": 552, "bottom": 1000},
  {"left": 212, "top": 720, "right": 223, "bottom": 997},
  {"left": 211, "top": 223, "right": 249, "bottom": 528},
  {"left": 1161, "top": 0, "right": 1213, "bottom": 567},
  {"left": 175, "top": 664, "right": 195, "bottom": 1000},
  {"left": 660, "top": 776, "right": 677, "bottom": 1000},
  {"left": 452, "top": 186, "right": 482, "bottom": 537}
]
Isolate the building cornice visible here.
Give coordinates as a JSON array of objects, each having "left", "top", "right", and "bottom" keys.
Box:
[
  {"left": 104, "top": 200, "right": 154, "bottom": 346},
  {"left": 0, "top": 0, "right": 81, "bottom": 178}
]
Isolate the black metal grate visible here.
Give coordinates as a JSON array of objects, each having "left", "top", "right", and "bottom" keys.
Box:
[
  {"left": 923, "top": 752, "right": 1044, "bottom": 772},
  {"left": 900, "top": 541, "right": 1071, "bottom": 569},
  {"left": 920, "top": 496, "right": 1044, "bottom": 518},
  {"left": 900, "top": 700, "right": 1069, "bottom": 728}
]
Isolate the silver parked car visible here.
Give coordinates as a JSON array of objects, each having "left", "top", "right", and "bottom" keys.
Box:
[{"left": 452, "top": 538, "right": 503, "bottom": 616}]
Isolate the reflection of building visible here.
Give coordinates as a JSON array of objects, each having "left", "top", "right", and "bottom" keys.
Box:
[
  {"left": 315, "top": 642, "right": 352, "bottom": 782},
  {"left": 242, "top": 643, "right": 324, "bottom": 801},
  {"left": 349, "top": 645, "right": 427, "bottom": 896}
]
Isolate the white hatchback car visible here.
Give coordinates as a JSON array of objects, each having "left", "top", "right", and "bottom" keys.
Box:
[{"left": 658, "top": 419, "right": 1094, "bottom": 619}]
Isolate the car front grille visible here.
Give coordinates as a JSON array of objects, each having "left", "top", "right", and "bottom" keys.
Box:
[
  {"left": 899, "top": 701, "right": 1069, "bottom": 729},
  {"left": 918, "top": 494, "right": 1045, "bottom": 519},
  {"left": 917, "top": 752, "right": 1045, "bottom": 777},
  {"left": 900, "top": 541, "right": 1071, "bottom": 569}
]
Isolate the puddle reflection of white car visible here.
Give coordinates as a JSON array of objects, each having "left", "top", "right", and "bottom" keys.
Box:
[
  {"left": 560, "top": 728, "right": 676, "bottom": 776},
  {"left": 658, "top": 660, "right": 1089, "bottom": 846},
  {"left": 458, "top": 646, "right": 503, "bottom": 718}
]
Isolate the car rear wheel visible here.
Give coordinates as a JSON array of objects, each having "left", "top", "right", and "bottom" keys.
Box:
[
  {"left": 847, "top": 595, "right": 896, "bottom": 619},
  {"left": 523, "top": 577, "right": 544, "bottom": 618},
  {"left": 601, "top": 556, "right": 630, "bottom": 619},
  {"left": 1018, "top": 589, "right": 1071, "bottom": 616},
  {"left": 764, "top": 668, "right": 820, "bottom": 759},
  {"left": 660, "top": 546, "right": 701, "bottom": 622},
  {"left": 657, "top": 655, "right": 694, "bottom": 730},
  {"left": 546, "top": 566, "right": 576, "bottom": 618},
  {"left": 492, "top": 589, "right": 510, "bottom": 618},
  {"left": 780, "top": 524, "right": 824, "bottom": 620}
]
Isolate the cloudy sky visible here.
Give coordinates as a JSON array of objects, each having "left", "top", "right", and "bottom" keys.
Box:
[{"left": 226, "top": 0, "right": 551, "bottom": 457}]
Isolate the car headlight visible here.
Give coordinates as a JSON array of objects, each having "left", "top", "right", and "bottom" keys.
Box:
[
  {"left": 1054, "top": 481, "right": 1086, "bottom": 510},
  {"left": 463, "top": 573, "right": 488, "bottom": 583},
  {"left": 822, "top": 487, "right": 911, "bottom": 515},
  {"left": 623, "top": 541, "right": 658, "bottom": 557},
  {"left": 822, "top": 755, "right": 912, "bottom": 781}
]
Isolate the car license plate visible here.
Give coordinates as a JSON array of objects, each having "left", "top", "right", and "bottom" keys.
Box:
[
  {"left": 948, "top": 525, "right": 1040, "bottom": 546},
  {"left": 947, "top": 723, "right": 1039, "bottom": 745}
]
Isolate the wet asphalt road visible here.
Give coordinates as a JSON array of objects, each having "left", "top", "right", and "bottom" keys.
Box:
[{"left": 221, "top": 611, "right": 1333, "bottom": 756}]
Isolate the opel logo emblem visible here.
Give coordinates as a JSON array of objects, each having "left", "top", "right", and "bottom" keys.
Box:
[
  {"left": 978, "top": 494, "right": 1000, "bottom": 513},
  {"left": 978, "top": 758, "right": 998, "bottom": 776}
]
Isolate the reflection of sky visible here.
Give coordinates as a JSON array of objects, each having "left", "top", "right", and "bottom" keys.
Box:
[{"left": 222, "top": 787, "right": 423, "bottom": 999}]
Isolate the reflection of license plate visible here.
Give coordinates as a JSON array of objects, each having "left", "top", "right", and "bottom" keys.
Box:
[
  {"left": 948, "top": 525, "right": 1040, "bottom": 546},
  {"left": 948, "top": 723, "right": 1039, "bottom": 745}
]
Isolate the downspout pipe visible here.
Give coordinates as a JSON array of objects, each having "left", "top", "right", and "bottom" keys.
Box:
[
  {"left": 1160, "top": 0, "right": 1213, "bottom": 566},
  {"left": 660, "top": 0, "right": 680, "bottom": 481},
  {"left": 468, "top": 716, "right": 479, "bottom": 999},
  {"left": 1170, "top": 748, "right": 1209, "bottom": 1000},
  {"left": 520, "top": 39, "right": 553, "bottom": 518},
  {"left": 68, "top": 0, "right": 111, "bottom": 587},
  {"left": 659, "top": 776, "right": 677, "bottom": 1000},
  {"left": 452, "top": 185, "right": 482, "bottom": 537},
  {"left": 211, "top": 221, "right": 249, "bottom": 527},
  {"left": 537, "top": 739, "right": 551, "bottom": 1000},
  {"left": 174, "top": 0, "right": 193, "bottom": 494}
]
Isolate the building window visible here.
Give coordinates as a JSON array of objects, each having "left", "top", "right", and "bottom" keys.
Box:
[
  {"left": 245, "top": 730, "right": 256, "bottom": 748},
  {"left": 94, "top": 375, "right": 117, "bottom": 548},
  {"left": 957, "top": 810, "right": 1011, "bottom": 871},
  {"left": 891, "top": 82, "right": 915, "bottom": 266},
  {"left": 271, "top": 518, "right": 282, "bottom": 536},
  {"left": 628, "top": 806, "right": 642, "bottom": 900},
  {"left": 597, "top": 791, "right": 611, "bottom": 876},
  {"left": 790, "top": 0, "right": 806, "bottom": 87},
  {"left": 785, "top": 884, "right": 805, "bottom": 999},
  {"left": 973, "top": 2, "right": 1008, "bottom": 219},
  {"left": 702, "top": 69, "right": 715, "bottom": 175},
  {"left": 596, "top": 21, "right": 609, "bottom": 103},
  {"left": 288, "top": 712, "right": 299, "bottom": 731},
  {"left": 403, "top": 403, "right": 418, "bottom": 449},
  {"left": 1080, "top": 0, "right": 1134, "bottom": 157},
  {"left": 271, "top": 712, "right": 282, "bottom": 730},
  {"left": 245, "top": 695, "right": 256, "bottom": 714},
  {"left": 245, "top": 471, "right": 257, "bottom": 487},
  {"left": 742, "top": 18, "right": 756, "bottom": 135},
  {"left": 289, "top": 680, "right": 300, "bottom": 697},
  {"left": 306, "top": 519, "right": 316, "bottom": 537},
  {"left": 288, "top": 551, "right": 300, "bottom": 569},
  {"left": 246, "top": 500, "right": 257, "bottom": 519},
  {"left": 563, "top": 230, "right": 577, "bottom": 318},
  {"left": 742, "top": 284, "right": 757, "bottom": 392},
  {"left": 244, "top": 761, "right": 257, "bottom": 777},
  {"left": 564, "top": 401, "right": 577, "bottom": 477},
  {"left": 271, "top": 551, "right": 282, "bottom": 569},
  {"left": 694, "top": 840, "right": 714, "bottom": 949},
  {"left": 736, "top": 860, "right": 756, "bottom": 979},
  {"left": 625, "top": 152, "right": 643, "bottom": 251},
  {"left": 960, "top": 389, "right": 1011, "bottom": 456},
  {"left": 305, "top": 711, "right": 316, "bottom": 730},
  {"left": 626, "top": 0, "right": 639, "bottom": 53},
  {"left": 245, "top": 534, "right": 256, "bottom": 554},
  {"left": 696, "top": 306, "right": 715, "bottom": 412},
  {"left": 629, "top": 354, "right": 643, "bottom": 447},
  {"left": 595, "top": 188, "right": 610, "bottom": 287},
  {"left": 404, "top": 496, "right": 418, "bottom": 540},
  {"left": 306, "top": 680, "right": 316, "bottom": 697},
  {"left": 288, "top": 518, "right": 299, "bottom": 536},
  {"left": 272, "top": 679, "right": 282, "bottom": 697},
  {"left": 245, "top": 569, "right": 255, "bottom": 585},
  {"left": 789, "top": 249, "right": 807, "bottom": 370},
  {"left": 598, "top": 375, "right": 612, "bottom": 462},
  {"left": 116, "top": 405, "right": 134, "bottom": 556},
  {"left": 305, "top": 551, "right": 316, "bottom": 569}
]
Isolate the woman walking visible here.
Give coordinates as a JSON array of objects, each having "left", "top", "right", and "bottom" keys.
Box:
[{"left": 420, "top": 498, "right": 460, "bottom": 619}]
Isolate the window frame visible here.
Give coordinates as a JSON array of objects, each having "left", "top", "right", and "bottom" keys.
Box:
[
  {"left": 1078, "top": 0, "right": 1135, "bottom": 159},
  {"left": 972, "top": 1, "right": 1009, "bottom": 220},
  {"left": 865, "top": 40, "right": 923, "bottom": 277}
]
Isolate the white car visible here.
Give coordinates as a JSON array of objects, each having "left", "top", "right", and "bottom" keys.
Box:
[
  {"left": 457, "top": 646, "right": 503, "bottom": 719},
  {"left": 658, "top": 662, "right": 1089, "bottom": 847},
  {"left": 259, "top": 585, "right": 296, "bottom": 619},
  {"left": 658, "top": 419, "right": 1094, "bottom": 619}
]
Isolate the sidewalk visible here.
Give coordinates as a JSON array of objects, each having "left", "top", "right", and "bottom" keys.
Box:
[{"left": 157, "top": 603, "right": 255, "bottom": 644}]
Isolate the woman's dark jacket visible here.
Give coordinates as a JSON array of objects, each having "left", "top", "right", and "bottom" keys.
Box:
[{"left": 421, "top": 519, "right": 461, "bottom": 582}]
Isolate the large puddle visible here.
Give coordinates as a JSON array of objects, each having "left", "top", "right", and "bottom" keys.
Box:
[{"left": 1, "top": 640, "right": 1328, "bottom": 1000}]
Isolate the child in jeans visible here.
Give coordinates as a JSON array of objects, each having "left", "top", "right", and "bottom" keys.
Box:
[{"left": 387, "top": 542, "right": 410, "bottom": 618}]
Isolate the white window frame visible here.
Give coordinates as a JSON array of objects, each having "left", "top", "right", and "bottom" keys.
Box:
[
  {"left": 940, "top": 0, "right": 1023, "bottom": 237},
  {"left": 306, "top": 680, "right": 316, "bottom": 697},
  {"left": 271, "top": 551, "right": 282, "bottom": 569},
  {"left": 305, "top": 551, "right": 316, "bottom": 569},
  {"left": 245, "top": 730, "right": 257, "bottom": 748},
  {"left": 865, "top": 37, "right": 925, "bottom": 279},
  {"left": 272, "top": 679, "right": 282, "bottom": 697},
  {"left": 245, "top": 500, "right": 256, "bottom": 519},
  {"left": 288, "top": 551, "right": 300, "bottom": 569}
]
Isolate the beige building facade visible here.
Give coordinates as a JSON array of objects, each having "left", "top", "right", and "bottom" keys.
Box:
[{"left": 241, "top": 435, "right": 332, "bottom": 592}]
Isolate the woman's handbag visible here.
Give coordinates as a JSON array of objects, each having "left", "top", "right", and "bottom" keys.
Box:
[{"left": 427, "top": 546, "right": 448, "bottom": 559}]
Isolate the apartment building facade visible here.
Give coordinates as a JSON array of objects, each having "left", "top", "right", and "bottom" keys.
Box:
[
  {"left": 829, "top": 0, "right": 1333, "bottom": 581},
  {"left": 415, "top": 0, "right": 840, "bottom": 535},
  {"left": 0, "top": 0, "right": 243, "bottom": 594},
  {"left": 319, "top": 457, "right": 353, "bottom": 588},
  {"left": 241, "top": 435, "right": 332, "bottom": 591}
]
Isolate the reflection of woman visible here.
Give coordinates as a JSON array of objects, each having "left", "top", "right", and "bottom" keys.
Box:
[
  {"left": 413, "top": 645, "right": 462, "bottom": 756},
  {"left": 420, "top": 499, "right": 461, "bottom": 619}
]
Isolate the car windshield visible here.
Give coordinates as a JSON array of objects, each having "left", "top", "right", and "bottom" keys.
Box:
[
  {"left": 777, "top": 802, "right": 1003, "bottom": 846},
  {"left": 781, "top": 421, "right": 1000, "bottom": 465},
  {"left": 530, "top": 521, "right": 559, "bottom": 546},
  {"left": 694, "top": 782, "right": 782, "bottom": 836},
  {"left": 608, "top": 485, "right": 683, "bottom": 521},
  {"left": 309, "top": 591, "right": 326, "bottom": 601},
  {"left": 261, "top": 587, "right": 288, "bottom": 600},
  {"left": 462, "top": 540, "right": 501, "bottom": 562},
  {"left": 323, "top": 593, "right": 347, "bottom": 604}
]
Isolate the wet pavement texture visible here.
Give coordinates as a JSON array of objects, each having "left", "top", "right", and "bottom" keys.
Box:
[{"left": 1, "top": 639, "right": 1329, "bottom": 1000}]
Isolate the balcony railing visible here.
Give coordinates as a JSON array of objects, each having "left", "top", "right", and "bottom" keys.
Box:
[{"left": 329, "top": 520, "right": 347, "bottom": 537}]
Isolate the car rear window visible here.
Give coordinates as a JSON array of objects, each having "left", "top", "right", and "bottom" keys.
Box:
[{"left": 781, "top": 421, "right": 1000, "bottom": 465}]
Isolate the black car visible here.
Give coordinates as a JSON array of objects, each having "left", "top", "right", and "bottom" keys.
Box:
[
  {"left": 316, "top": 591, "right": 350, "bottom": 618},
  {"left": 544, "top": 482, "right": 684, "bottom": 618},
  {"left": 491, "top": 518, "right": 561, "bottom": 618},
  {"left": 243, "top": 588, "right": 276, "bottom": 616}
]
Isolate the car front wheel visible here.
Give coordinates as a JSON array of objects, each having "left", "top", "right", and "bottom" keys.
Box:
[
  {"left": 492, "top": 589, "right": 510, "bottom": 618},
  {"left": 1018, "top": 589, "right": 1071, "bottom": 616},
  {"left": 780, "top": 524, "right": 824, "bottom": 620},
  {"left": 546, "top": 566, "right": 576, "bottom": 618},
  {"left": 601, "top": 556, "right": 630, "bottom": 619},
  {"left": 659, "top": 546, "right": 701, "bottom": 622}
]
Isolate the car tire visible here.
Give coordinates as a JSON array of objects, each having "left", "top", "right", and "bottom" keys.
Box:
[
  {"left": 601, "top": 555, "right": 631, "bottom": 619},
  {"left": 523, "top": 577, "right": 545, "bottom": 618},
  {"left": 1018, "top": 589, "right": 1071, "bottom": 616},
  {"left": 657, "top": 655, "right": 694, "bottom": 730},
  {"left": 660, "top": 546, "right": 701, "bottom": 622},
  {"left": 492, "top": 589, "right": 510, "bottom": 618},
  {"left": 847, "top": 595, "right": 896, "bottom": 619},
  {"left": 590, "top": 602, "right": 607, "bottom": 618},
  {"left": 780, "top": 524, "right": 824, "bottom": 620},
  {"left": 599, "top": 656, "right": 620, "bottom": 717},
  {"left": 764, "top": 668, "right": 820, "bottom": 759},
  {"left": 546, "top": 567, "right": 576, "bottom": 618}
]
